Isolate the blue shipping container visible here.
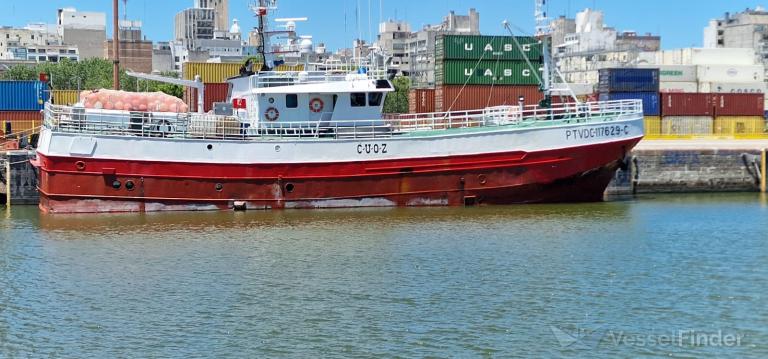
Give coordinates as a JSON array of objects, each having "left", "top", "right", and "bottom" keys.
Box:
[
  {"left": 0, "top": 81, "right": 49, "bottom": 111},
  {"left": 599, "top": 92, "right": 660, "bottom": 116},
  {"left": 598, "top": 68, "right": 660, "bottom": 93}
]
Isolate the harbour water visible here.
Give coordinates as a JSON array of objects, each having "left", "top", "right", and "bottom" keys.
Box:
[{"left": 1, "top": 194, "right": 767, "bottom": 357}]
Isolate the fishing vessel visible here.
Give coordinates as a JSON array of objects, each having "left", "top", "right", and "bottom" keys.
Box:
[{"left": 32, "top": 0, "right": 644, "bottom": 213}]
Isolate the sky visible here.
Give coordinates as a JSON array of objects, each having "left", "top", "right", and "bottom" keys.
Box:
[{"left": 0, "top": 0, "right": 762, "bottom": 50}]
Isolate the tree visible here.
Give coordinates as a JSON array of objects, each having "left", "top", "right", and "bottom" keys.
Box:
[
  {"left": 383, "top": 76, "right": 410, "bottom": 114},
  {"left": 0, "top": 59, "right": 184, "bottom": 98}
]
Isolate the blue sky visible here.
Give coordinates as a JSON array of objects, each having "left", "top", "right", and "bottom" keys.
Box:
[{"left": 0, "top": 0, "right": 761, "bottom": 50}]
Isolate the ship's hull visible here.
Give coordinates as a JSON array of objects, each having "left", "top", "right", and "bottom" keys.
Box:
[{"left": 34, "top": 136, "right": 642, "bottom": 213}]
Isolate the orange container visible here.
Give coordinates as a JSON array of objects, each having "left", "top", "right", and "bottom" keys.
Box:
[
  {"left": 435, "top": 85, "right": 544, "bottom": 112},
  {"left": 408, "top": 88, "right": 436, "bottom": 113}
]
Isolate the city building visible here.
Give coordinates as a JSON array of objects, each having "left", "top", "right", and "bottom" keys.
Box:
[
  {"left": 375, "top": 9, "right": 480, "bottom": 87},
  {"left": 377, "top": 20, "right": 412, "bottom": 72},
  {"left": 175, "top": 8, "right": 215, "bottom": 41},
  {"left": 195, "top": 0, "right": 229, "bottom": 32},
  {"left": 152, "top": 42, "right": 174, "bottom": 73},
  {"left": 57, "top": 7, "right": 106, "bottom": 59},
  {"left": 408, "top": 9, "right": 480, "bottom": 87},
  {"left": 105, "top": 20, "right": 153, "bottom": 73},
  {"left": 703, "top": 7, "right": 768, "bottom": 75},
  {"left": 554, "top": 8, "right": 661, "bottom": 84},
  {"left": 0, "top": 23, "right": 79, "bottom": 63}
]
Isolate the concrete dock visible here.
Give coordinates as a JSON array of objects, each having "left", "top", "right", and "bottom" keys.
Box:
[{"left": 607, "top": 140, "right": 767, "bottom": 195}]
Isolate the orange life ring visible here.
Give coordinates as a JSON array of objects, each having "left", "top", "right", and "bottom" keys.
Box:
[
  {"left": 309, "top": 98, "right": 324, "bottom": 113},
  {"left": 265, "top": 107, "right": 280, "bottom": 121}
]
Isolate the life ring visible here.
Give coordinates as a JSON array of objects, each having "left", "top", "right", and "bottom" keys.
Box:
[
  {"left": 309, "top": 98, "right": 324, "bottom": 113},
  {"left": 265, "top": 107, "right": 280, "bottom": 121}
]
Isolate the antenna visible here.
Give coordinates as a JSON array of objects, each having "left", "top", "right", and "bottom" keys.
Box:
[
  {"left": 535, "top": 0, "right": 550, "bottom": 36},
  {"left": 122, "top": 0, "right": 128, "bottom": 20}
]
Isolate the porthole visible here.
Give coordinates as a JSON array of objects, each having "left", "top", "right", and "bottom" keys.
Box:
[{"left": 285, "top": 183, "right": 295, "bottom": 193}]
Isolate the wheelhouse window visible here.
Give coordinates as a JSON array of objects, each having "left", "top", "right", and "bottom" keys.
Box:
[
  {"left": 368, "top": 92, "right": 383, "bottom": 106},
  {"left": 286, "top": 94, "right": 298, "bottom": 108},
  {"left": 351, "top": 92, "right": 366, "bottom": 107}
]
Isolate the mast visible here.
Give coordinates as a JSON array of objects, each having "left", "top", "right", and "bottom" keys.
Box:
[
  {"left": 112, "top": 0, "right": 120, "bottom": 89},
  {"left": 534, "top": 0, "right": 554, "bottom": 107},
  {"left": 255, "top": 0, "right": 272, "bottom": 71}
]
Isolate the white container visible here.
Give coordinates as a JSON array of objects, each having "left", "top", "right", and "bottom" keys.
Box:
[
  {"left": 661, "top": 48, "right": 756, "bottom": 66},
  {"left": 697, "top": 82, "right": 765, "bottom": 94},
  {"left": 659, "top": 81, "right": 698, "bottom": 93},
  {"left": 639, "top": 65, "right": 697, "bottom": 82},
  {"left": 661, "top": 116, "right": 714, "bottom": 135},
  {"left": 696, "top": 65, "right": 765, "bottom": 83}
]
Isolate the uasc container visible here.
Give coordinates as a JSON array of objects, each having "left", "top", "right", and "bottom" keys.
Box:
[
  {"left": 436, "top": 60, "right": 543, "bottom": 86},
  {"left": 435, "top": 85, "right": 543, "bottom": 112},
  {"left": 598, "top": 68, "right": 660, "bottom": 93},
  {"left": 436, "top": 35, "right": 542, "bottom": 61},
  {"left": 0, "top": 81, "right": 49, "bottom": 111},
  {"left": 599, "top": 92, "right": 660, "bottom": 116}
]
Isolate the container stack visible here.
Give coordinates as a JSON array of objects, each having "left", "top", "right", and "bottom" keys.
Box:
[
  {"left": 432, "top": 35, "right": 544, "bottom": 112},
  {"left": 660, "top": 93, "right": 766, "bottom": 136},
  {"left": 597, "top": 68, "right": 661, "bottom": 134},
  {"left": 0, "top": 81, "right": 48, "bottom": 138},
  {"left": 181, "top": 62, "right": 304, "bottom": 112}
]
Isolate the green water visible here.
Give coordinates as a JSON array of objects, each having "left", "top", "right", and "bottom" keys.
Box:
[{"left": 1, "top": 194, "right": 767, "bottom": 357}]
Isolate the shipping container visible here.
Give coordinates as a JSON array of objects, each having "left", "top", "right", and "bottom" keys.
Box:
[
  {"left": 182, "top": 62, "right": 305, "bottom": 82},
  {"left": 644, "top": 116, "right": 661, "bottom": 137},
  {"left": 659, "top": 82, "right": 698, "bottom": 93},
  {"left": 0, "top": 110, "right": 43, "bottom": 136},
  {"left": 698, "top": 82, "right": 765, "bottom": 94},
  {"left": 183, "top": 83, "right": 231, "bottom": 113},
  {"left": 660, "top": 48, "right": 756, "bottom": 66},
  {"left": 696, "top": 65, "right": 765, "bottom": 83},
  {"left": 435, "top": 35, "right": 542, "bottom": 61},
  {"left": 714, "top": 93, "right": 765, "bottom": 116},
  {"left": 436, "top": 60, "right": 543, "bottom": 86},
  {"left": 599, "top": 92, "right": 660, "bottom": 116},
  {"left": 661, "top": 116, "right": 714, "bottom": 135},
  {"left": 408, "top": 88, "right": 436, "bottom": 113},
  {"left": 598, "top": 68, "right": 660, "bottom": 93},
  {"left": 435, "top": 85, "right": 543, "bottom": 112},
  {"left": 713, "top": 116, "right": 767, "bottom": 136},
  {"left": 661, "top": 93, "right": 714, "bottom": 116},
  {"left": 0, "top": 81, "right": 50, "bottom": 111},
  {"left": 640, "top": 65, "right": 697, "bottom": 82},
  {"left": 52, "top": 89, "right": 80, "bottom": 105}
]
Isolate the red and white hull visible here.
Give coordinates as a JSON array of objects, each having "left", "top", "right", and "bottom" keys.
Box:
[{"left": 34, "top": 117, "right": 644, "bottom": 213}]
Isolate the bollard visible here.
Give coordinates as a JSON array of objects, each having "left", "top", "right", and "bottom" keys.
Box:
[
  {"left": 762, "top": 148, "right": 767, "bottom": 193},
  {"left": 4, "top": 157, "right": 9, "bottom": 207}
]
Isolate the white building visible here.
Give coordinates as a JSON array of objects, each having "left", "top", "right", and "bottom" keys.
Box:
[{"left": 57, "top": 7, "right": 106, "bottom": 59}]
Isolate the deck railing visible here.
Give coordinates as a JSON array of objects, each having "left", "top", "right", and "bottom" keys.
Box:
[{"left": 43, "top": 100, "right": 643, "bottom": 141}]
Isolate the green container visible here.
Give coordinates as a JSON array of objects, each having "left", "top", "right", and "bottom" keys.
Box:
[
  {"left": 436, "top": 60, "right": 543, "bottom": 86},
  {"left": 436, "top": 35, "right": 542, "bottom": 61}
]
